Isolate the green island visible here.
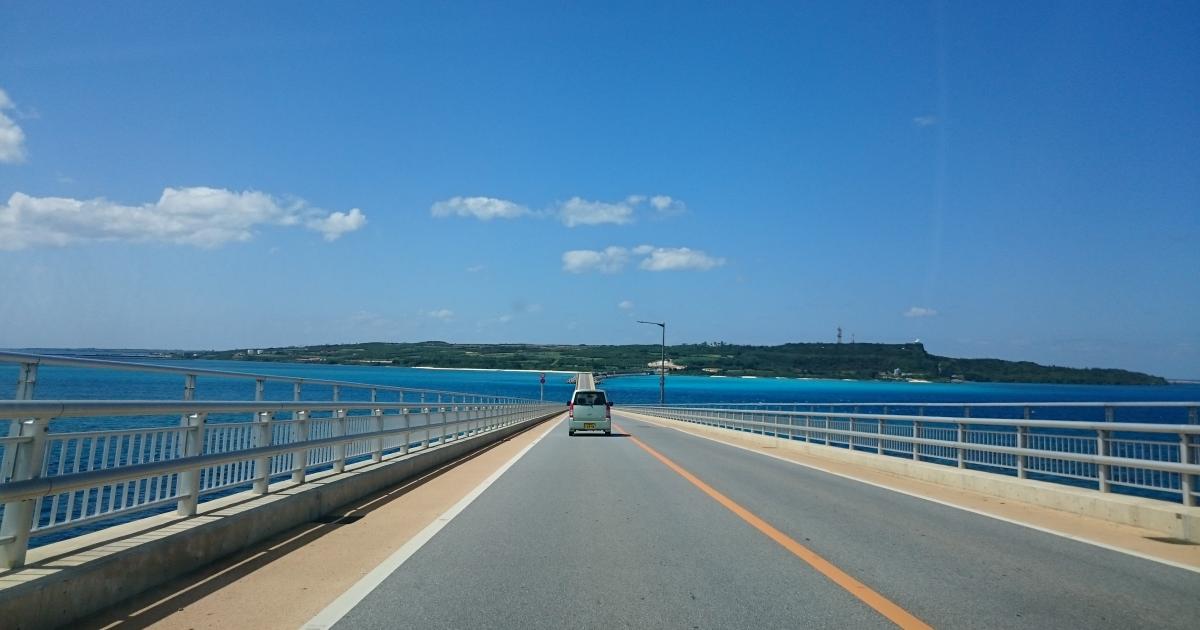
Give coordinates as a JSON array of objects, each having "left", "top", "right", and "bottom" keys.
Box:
[{"left": 181, "top": 341, "right": 1167, "bottom": 386}]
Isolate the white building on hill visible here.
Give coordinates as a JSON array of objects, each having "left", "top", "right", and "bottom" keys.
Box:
[{"left": 648, "top": 359, "right": 686, "bottom": 370}]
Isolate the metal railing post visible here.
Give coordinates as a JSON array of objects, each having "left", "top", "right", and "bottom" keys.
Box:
[
  {"left": 1181, "top": 431, "right": 1194, "bottom": 506},
  {"left": 958, "top": 406, "right": 972, "bottom": 468},
  {"left": 176, "top": 412, "right": 207, "bottom": 516},
  {"left": 371, "top": 408, "right": 384, "bottom": 463},
  {"left": 253, "top": 412, "right": 273, "bottom": 493},
  {"left": 912, "top": 420, "right": 921, "bottom": 461},
  {"left": 0, "top": 416, "right": 50, "bottom": 569},
  {"left": 878, "top": 407, "right": 888, "bottom": 454},
  {"left": 1018, "top": 407, "right": 1030, "bottom": 479},
  {"left": 183, "top": 374, "right": 196, "bottom": 401},
  {"left": 292, "top": 410, "right": 309, "bottom": 484},
  {"left": 1097, "top": 429, "right": 1110, "bottom": 493},
  {"left": 15, "top": 362, "right": 37, "bottom": 400},
  {"left": 1017, "top": 426, "right": 1028, "bottom": 479},
  {"left": 2, "top": 363, "right": 38, "bottom": 487},
  {"left": 332, "top": 408, "right": 347, "bottom": 474},
  {"left": 956, "top": 422, "right": 967, "bottom": 469}
]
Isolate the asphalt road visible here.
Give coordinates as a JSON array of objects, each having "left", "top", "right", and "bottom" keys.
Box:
[{"left": 331, "top": 411, "right": 1200, "bottom": 629}]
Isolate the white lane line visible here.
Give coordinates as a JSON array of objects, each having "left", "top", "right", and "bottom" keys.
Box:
[
  {"left": 618, "top": 412, "right": 1200, "bottom": 576},
  {"left": 301, "top": 417, "right": 564, "bottom": 630}
]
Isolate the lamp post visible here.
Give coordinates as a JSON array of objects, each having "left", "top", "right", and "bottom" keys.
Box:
[{"left": 637, "top": 320, "right": 666, "bottom": 404}]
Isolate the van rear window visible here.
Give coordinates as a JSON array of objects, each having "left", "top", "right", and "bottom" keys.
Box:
[{"left": 573, "top": 391, "right": 607, "bottom": 406}]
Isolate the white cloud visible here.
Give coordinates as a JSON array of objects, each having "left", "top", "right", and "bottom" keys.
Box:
[
  {"left": 430, "top": 196, "right": 530, "bottom": 220},
  {"left": 558, "top": 197, "right": 635, "bottom": 227},
  {"left": 913, "top": 115, "right": 938, "bottom": 127},
  {"left": 649, "top": 195, "right": 686, "bottom": 214},
  {"left": 497, "top": 314, "right": 514, "bottom": 323},
  {"left": 562, "top": 246, "right": 630, "bottom": 273},
  {"left": 904, "top": 306, "right": 938, "bottom": 318},
  {"left": 306, "top": 207, "right": 366, "bottom": 241},
  {"left": 0, "top": 88, "right": 28, "bottom": 164},
  {"left": 430, "top": 193, "right": 686, "bottom": 227},
  {"left": 638, "top": 247, "right": 725, "bottom": 271},
  {"left": 465, "top": 264, "right": 486, "bottom": 273},
  {"left": 563, "top": 245, "right": 725, "bottom": 273},
  {"left": 618, "top": 300, "right": 634, "bottom": 311},
  {"left": 0, "top": 187, "right": 366, "bottom": 250},
  {"left": 425, "top": 308, "right": 454, "bottom": 321}
]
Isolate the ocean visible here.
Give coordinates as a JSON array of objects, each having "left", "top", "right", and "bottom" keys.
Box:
[{"left": 3, "top": 358, "right": 1199, "bottom": 423}]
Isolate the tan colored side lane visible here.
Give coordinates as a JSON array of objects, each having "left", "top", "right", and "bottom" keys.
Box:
[
  {"left": 81, "top": 416, "right": 565, "bottom": 630},
  {"left": 613, "top": 421, "right": 932, "bottom": 630}
]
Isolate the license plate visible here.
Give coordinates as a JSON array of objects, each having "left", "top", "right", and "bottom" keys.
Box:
[{"left": 584, "top": 423, "right": 596, "bottom": 430}]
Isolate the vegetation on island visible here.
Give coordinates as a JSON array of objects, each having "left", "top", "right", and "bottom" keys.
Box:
[{"left": 180, "top": 341, "right": 1167, "bottom": 386}]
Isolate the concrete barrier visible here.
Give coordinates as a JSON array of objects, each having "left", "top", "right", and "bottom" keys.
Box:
[
  {"left": 0, "top": 411, "right": 561, "bottom": 630},
  {"left": 625, "top": 411, "right": 1200, "bottom": 543}
]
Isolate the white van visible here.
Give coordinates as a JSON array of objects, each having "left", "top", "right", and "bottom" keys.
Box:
[{"left": 568, "top": 389, "right": 612, "bottom": 436}]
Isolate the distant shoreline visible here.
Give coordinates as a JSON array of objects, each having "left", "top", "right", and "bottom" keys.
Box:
[
  {"left": 5, "top": 343, "right": 1173, "bottom": 386},
  {"left": 414, "top": 366, "right": 576, "bottom": 375}
]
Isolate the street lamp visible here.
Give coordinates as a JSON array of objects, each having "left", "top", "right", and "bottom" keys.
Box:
[{"left": 637, "top": 320, "right": 666, "bottom": 404}]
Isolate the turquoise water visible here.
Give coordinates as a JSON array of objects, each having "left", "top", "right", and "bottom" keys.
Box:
[{"left": 3, "top": 359, "right": 1198, "bottom": 420}]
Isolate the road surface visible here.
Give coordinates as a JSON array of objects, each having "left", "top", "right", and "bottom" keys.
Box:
[{"left": 326, "top": 411, "right": 1200, "bottom": 629}]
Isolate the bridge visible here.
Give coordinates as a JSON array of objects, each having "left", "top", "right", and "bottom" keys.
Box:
[
  {"left": 1, "top": 353, "right": 1199, "bottom": 628},
  {"left": 566, "top": 370, "right": 654, "bottom": 386}
]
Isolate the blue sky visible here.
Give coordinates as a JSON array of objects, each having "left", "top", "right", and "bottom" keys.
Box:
[{"left": 1, "top": 1, "right": 1197, "bottom": 377}]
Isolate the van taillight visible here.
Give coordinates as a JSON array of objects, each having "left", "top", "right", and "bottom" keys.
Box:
[
  {"left": 605, "top": 405, "right": 611, "bottom": 420},
  {"left": 569, "top": 403, "right": 574, "bottom": 417}
]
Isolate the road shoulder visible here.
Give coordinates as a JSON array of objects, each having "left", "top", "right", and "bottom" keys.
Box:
[{"left": 79, "top": 415, "right": 565, "bottom": 630}]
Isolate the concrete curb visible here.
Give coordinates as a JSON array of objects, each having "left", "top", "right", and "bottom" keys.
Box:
[
  {"left": 626, "top": 411, "right": 1200, "bottom": 543},
  {"left": 0, "top": 411, "right": 561, "bottom": 630}
]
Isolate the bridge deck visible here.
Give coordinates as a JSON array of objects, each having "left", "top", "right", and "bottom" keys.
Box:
[{"left": 80, "top": 409, "right": 1200, "bottom": 629}]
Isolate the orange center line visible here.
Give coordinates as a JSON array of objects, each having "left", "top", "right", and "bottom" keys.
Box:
[{"left": 612, "top": 420, "right": 933, "bottom": 630}]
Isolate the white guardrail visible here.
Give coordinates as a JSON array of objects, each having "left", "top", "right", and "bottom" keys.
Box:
[
  {"left": 0, "top": 352, "right": 561, "bottom": 569},
  {"left": 626, "top": 402, "right": 1200, "bottom": 508}
]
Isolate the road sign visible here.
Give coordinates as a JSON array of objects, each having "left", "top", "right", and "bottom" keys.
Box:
[{"left": 540, "top": 372, "right": 545, "bottom": 384}]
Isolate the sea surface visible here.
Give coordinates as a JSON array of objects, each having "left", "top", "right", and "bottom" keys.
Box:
[{"left": 2, "top": 358, "right": 1199, "bottom": 424}]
